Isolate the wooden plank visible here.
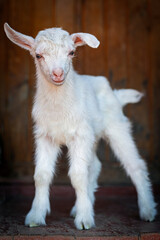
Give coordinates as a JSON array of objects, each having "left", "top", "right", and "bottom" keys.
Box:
[
  {"left": 149, "top": 0, "right": 160, "bottom": 181},
  {"left": 73, "top": 0, "right": 85, "bottom": 74},
  {"left": 127, "top": 0, "right": 151, "bottom": 161},
  {"left": 82, "top": 0, "right": 104, "bottom": 76},
  {"left": 25, "top": 1, "right": 35, "bottom": 165},
  {"left": 33, "top": 0, "right": 55, "bottom": 33},
  {"left": 4, "top": 0, "right": 33, "bottom": 177},
  {"left": 101, "top": 0, "right": 128, "bottom": 177},
  {"left": 55, "top": 0, "right": 75, "bottom": 33},
  {"left": 104, "top": 0, "right": 128, "bottom": 89},
  {"left": 0, "top": 0, "right": 9, "bottom": 176}
]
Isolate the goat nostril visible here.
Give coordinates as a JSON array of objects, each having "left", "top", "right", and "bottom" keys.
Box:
[
  {"left": 53, "top": 73, "right": 58, "bottom": 77},
  {"left": 52, "top": 69, "right": 64, "bottom": 78}
]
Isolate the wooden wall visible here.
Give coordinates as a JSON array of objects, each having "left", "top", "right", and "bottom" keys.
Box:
[{"left": 0, "top": 0, "right": 160, "bottom": 184}]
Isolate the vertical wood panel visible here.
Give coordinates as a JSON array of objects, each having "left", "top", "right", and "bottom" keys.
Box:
[
  {"left": 101, "top": 0, "right": 129, "bottom": 182},
  {"left": 127, "top": 0, "right": 151, "bottom": 160},
  {"left": 0, "top": 0, "right": 8, "bottom": 175},
  {"left": 149, "top": 0, "right": 160, "bottom": 181},
  {"left": 104, "top": 0, "right": 128, "bottom": 88},
  {"left": 82, "top": 0, "right": 104, "bottom": 75},
  {"left": 73, "top": 0, "right": 85, "bottom": 74},
  {"left": 4, "top": 0, "right": 33, "bottom": 176},
  {"left": 55, "top": 0, "right": 75, "bottom": 33},
  {"left": 26, "top": 1, "right": 35, "bottom": 166},
  {"left": 33, "top": 0, "right": 55, "bottom": 33}
]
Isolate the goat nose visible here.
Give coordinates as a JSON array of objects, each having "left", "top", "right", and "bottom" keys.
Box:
[{"left": 52, "top": 68, "right": 64, "bottom": 78}]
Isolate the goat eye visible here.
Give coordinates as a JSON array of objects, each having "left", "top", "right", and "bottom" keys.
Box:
[
  {"left": 36, "top": 54, "right": 42, "bottom": 59},
  {"left": 69, "top": 51, "right": 75, "bottom": 56}
]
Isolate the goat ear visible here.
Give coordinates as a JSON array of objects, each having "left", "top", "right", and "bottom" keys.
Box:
[
  {"left": 4, "top": 23, "right": 34, "bottom": 51},
  {"left": 71, "top": 33, "right": 100, "bottom": 48}
]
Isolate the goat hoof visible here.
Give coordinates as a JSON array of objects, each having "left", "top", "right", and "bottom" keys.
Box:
[
  {"left": 140, "top": 207, "right": 157, "bottom": 222},
  {"left": 25, "top": 210, "right": 46, "bottom": 227},
  {"left": 29, "top": 222, "right": 39, "bottom": 228},
  {"left": 75, "top": 215, "right": 95, "bottom": 230},
  {"left": 77, "top": 222, "right": 92, "bottom": 230}
]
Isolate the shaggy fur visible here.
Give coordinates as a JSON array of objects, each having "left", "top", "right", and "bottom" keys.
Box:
[{"left": 4, "top": 23, "right": 157, "bottom": 230}]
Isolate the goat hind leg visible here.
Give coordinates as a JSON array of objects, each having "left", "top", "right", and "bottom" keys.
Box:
[
  {"left": 105, "top": 117, "right": 157, "bottom": 221},
  {"left": 88, "top": 154, "right": 102, "bottom": 205}
]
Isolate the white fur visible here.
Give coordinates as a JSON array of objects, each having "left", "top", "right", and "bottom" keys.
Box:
[{"left": 4, "top": 23, "right": 157, "bottom": 230}]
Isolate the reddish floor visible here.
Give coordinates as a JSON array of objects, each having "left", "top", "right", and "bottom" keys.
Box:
[{"left": 0, "top": 183, "right": 159, "bottom": 240}]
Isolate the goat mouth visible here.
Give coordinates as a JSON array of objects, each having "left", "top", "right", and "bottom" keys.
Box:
[{"left": 52, "top": 79, "right": 65, "bottom": 86}]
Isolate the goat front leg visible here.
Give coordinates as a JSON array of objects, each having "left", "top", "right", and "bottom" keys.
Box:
[
  {"left": 68, "top": 135, "right": 95, "bottom": 230},
  {"left": 105, "top": 116, "right": 157, "bottom": 221},
  {"left": 25, "top": 135, "right": 59, "bottom": 227}
]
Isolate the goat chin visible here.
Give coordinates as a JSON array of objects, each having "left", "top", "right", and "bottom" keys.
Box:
[{"left": 4, "top": 23, "right": 157, "bottom": 230}]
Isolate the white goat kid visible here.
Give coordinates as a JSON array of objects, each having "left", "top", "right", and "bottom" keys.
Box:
[{"left": 4, "top": 23, "right": 157, "bottom": 230}]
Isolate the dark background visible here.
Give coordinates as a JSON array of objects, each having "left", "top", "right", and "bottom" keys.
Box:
[{"left": 0, "top": 0, "right": 160, "bottom": 185}]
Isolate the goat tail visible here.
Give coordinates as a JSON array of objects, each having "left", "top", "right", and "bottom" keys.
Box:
[{"left": 114, "top": 89, "right": 144, "bottom": 107}]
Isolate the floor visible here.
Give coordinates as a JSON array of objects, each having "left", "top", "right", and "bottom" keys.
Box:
[{"left": 0, "top": 183, "right": 159, "bottom": 240}]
